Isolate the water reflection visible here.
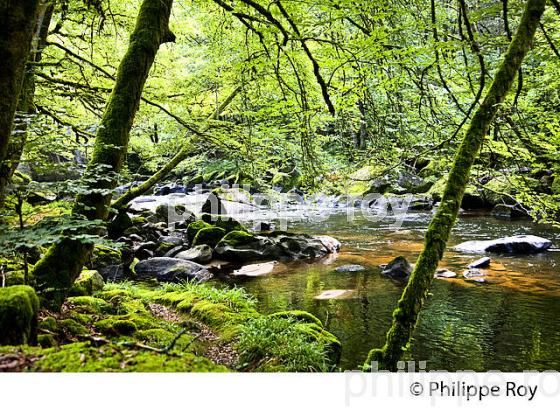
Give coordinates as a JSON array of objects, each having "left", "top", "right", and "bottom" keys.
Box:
[{"left": 227, "top": 211, "right": 560, "bottom": 370}]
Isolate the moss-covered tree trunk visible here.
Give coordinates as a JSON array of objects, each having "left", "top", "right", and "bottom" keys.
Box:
[
  {"left": 0, "top": 2, "right": 53, "bottom": 208},
  {"left": 365, "top": 0, "right": 546, "bottom": 371},
  {"left": 0, "top": 0, "right": 40, "bottom": 194},
  {"left": 32, "top": 0, "right": 175, "bottom": 308}
]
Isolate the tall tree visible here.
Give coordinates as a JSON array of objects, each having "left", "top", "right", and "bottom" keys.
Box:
[
  {"left": 0, "top": 2, "right": 53, "bottom": 208},
  {"left": 32, "top": 0, "right": 175, "bottom": 308},
  {"left": 0, "top": 0, "right": 41, "bottom": 198},
  {"left": 365, "top": 0, "right": 547, "bottom": 371}
]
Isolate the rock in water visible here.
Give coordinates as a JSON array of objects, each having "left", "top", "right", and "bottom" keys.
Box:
[
  {"left": 315, "top": 235, "right": 342, "bottom": 253},
  {"left": 463, "top": 268, "right": 484, "bottom": 278},
  {"left": 232, "top": 261, "right": 279, "bottom": 277},
  {"left": 335, "top": 264, "right": 366, "bottom": 272},
  {"left": 175, "top": 245, "right": 213, "bottom": 264},
  {"left": 381, "top": 256, "right": 413, "bottom": 278},
  {"left": 134, "top": 257, "right": 211, "bottom": 283},
  {"left": 434, "top": 268, "right": 457, "bottom": 279},
  {"left": 468, "top": 257, "right": 491, "bottom": 269},
  {"left": 455, "top": 235, "right": 552, "bottom": 254}
]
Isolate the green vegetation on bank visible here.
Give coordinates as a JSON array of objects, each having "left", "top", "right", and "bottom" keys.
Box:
[{"left": 0, "top": 282, "right": 340, "bottom": 372}]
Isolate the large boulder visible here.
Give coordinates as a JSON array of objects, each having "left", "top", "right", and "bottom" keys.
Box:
[
  {"left": 134, "top": 257, "right": 212, "bottom": 283},
  {"left": 490, "top": 204, "right": 530, "bottom": 220},
  {"left": 396, "top": 172, "right": 433, "bottom": 194},
  {"left": 455, "top": 235, "right": 552, "bottom": 254},
  {"left": 186, "top": 220, "right": 212, "bottom": 243},
  {"left": 347, "top": 166, "right": 392, "bottom": 196},
  {"left": 192, "top": 226, "right": 226, "bottom": 248},
  {"left": 214, "top": 231, "right": 340, "bottom": 262},
  {"left": 214, "top": 231, "right": 276, "bottom": 261},
  {"left": 0, "top": 285, "right": 39, "bottom": 345}
]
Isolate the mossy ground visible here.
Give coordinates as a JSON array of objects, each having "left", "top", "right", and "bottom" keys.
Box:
[{"left": 0, "top": 282, "right": 340, "bottom": 372}]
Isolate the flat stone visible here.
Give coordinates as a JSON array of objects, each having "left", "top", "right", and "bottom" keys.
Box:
[
  {"left": 468, "top": 256, "right": 491, "bottom": 269},
  {"left": 463, "top": 268, "right": 484, "bottom": 279},
  {"left": 434, "top": 268, "right": 457, "bottom": 279},
  {"left": 335, "top": 264, "right": 366, "bottom": 272},
  {"left": 232, "top": 261, "right": 279, "bottom": 277}
]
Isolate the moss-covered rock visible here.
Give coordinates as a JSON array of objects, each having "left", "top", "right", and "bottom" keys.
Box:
[
  {"left": 0, "top": 285, "right": 39, "bottom": 345},
  {"left": 94, "top": 319, "right": 138, "bottom": 336},
  {"left": 200, "top": 214, "right": 246, "bottom": 233},
  {"left": 269, "top": 310, "right": 324, "bottom": 327},
  {"left": 70, "top": 270, "right": 105, "bottom": 296},
  {"left": 89, "top": 245, "right": 122, "bottom": 270},
  {"left": 216, "top": 230, "right": 257, "bottom": 247},
  {"left": 186, "top": 220, "right": 212, "bottom": 244},
  {"left": 108, "top": 210, "right": 133, "bottom": 239},
  {"left": 192, "top": 226, "right": 226, "bottom": 248}
]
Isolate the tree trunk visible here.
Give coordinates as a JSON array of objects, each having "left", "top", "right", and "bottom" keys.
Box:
[
  {"left": 111, "top": 85, "right": 242, "bottom": 210},
  {"left": 365, "top": 0, "right": 546, "bottom": 371},
  {"left": 32, "top": 0, "right": 175, "bottom": 308},
  {"left": 0, "top": 0, "right": 40, "bottom": 191},
  {"left": 0, "top": 2, "right": 53, "bottom": 208}
]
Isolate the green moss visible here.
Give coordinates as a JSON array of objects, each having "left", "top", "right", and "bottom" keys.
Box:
[
  {"left": 95, "top": 319, "right": 138, "bottom": 336},
  {"left": 58, "top": 319, "right": 89, "bottom": 336},
  {"left": 67, "top": 296, "right": 112, "bottom": 314},
  {"left": 39, "top": 316, "right": 58, "bottom": 333},
  {"left": 38, "top": 334, "right": 57, "bottom": 348},
  {"left": 552, "top": 175, "right": 560, "bottom": 195},
  {"left": 3, "top": 269, "right": 26, "bottom": 286},
  {"left": 0, "top": 285, "right": 39, "bottom": 345},
  {"left": 186, "top": 220, "right": 212, "bottom": 243},
  {"left": 70, "top": 270, "right": 105, "bottom": 297},
  {"left": 90, "top": 245, "right": 122, "bottom": 270},
  {"left": 26, "top": 342, "right": 227, "bottom": 372},
  {"left": 269, "top": 310, "right": 324, "bottom": 327},
  {"left": 236, "top": 316, "right": 338, "bottom": 371},
  {"left": 216, "top": 230, "right": 257, "bottom": 247},
  {"left": 131, "top": 216, "right": 148, "bottom": 225},
  {"left": 192, "top": 226, "right": 226, "bottom": 248}
]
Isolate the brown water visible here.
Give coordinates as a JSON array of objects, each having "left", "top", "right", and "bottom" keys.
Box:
[{"left": 227, "top": 210, "right": 560, "bottom": 371}]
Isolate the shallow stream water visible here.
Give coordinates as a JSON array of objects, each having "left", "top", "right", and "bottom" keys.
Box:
[{"left": 226, "top": 209, "right": 560, "bottom": 371}]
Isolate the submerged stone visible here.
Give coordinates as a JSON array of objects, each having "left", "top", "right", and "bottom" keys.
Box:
[
  {"left": 314, "top": 289, "right": 355, "bottom": 300},
  {"left": 232, "top": 261, "right": 279, "bottom": 277}
]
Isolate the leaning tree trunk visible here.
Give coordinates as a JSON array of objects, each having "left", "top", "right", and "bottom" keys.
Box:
[
  {"left": 111, "top": 85, "right": 241, "bottom": 210},
  {"left": 0, "top": 2, "right": 53, "bottom": 208},
  {"left": 365, "top": 0, "right": 546, "bottom": 371},
  {"left": 0, "top": 0, "right": 40, "bottom": 195},
  {"left": 32, "top": 0, "right": 175, "bottom": 308}
]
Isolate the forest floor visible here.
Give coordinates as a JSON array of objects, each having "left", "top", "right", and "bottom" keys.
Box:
[{"left": 0, "top": 282, "right": 340, "bottom": 372}]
